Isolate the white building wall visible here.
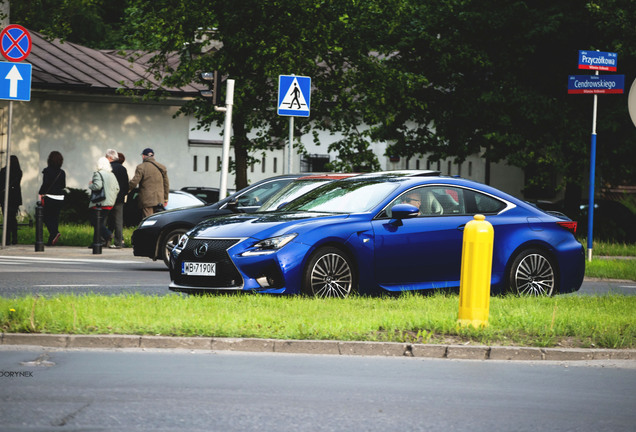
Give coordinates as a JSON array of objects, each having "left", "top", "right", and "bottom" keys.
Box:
[{"left": 2, "top": 93, "right": 525, "bottom": 216}]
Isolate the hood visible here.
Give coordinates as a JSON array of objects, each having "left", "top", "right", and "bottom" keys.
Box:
[{"left": 190, "top": 211, "right": 343, "bottom": 240}]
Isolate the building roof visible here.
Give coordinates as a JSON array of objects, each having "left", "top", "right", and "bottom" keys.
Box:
[{"left": 26, "top": 30, "right": 203, "bottom": 97}]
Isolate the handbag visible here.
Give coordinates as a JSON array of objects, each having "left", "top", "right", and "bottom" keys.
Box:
[{"left": 90, "top": 172, "right": 106, "bottom": 203}]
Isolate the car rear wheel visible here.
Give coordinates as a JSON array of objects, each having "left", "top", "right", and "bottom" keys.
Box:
[
  {"left": 508, "top": 249, "right": 558, "bottom": 296},
  {"left": 161, "top": 228, "right": 187, "bottom": 267},
  {"left": 302, "top": 247, "right": 356, "bottom": 298}
]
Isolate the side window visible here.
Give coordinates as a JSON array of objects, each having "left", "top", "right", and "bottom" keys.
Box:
[
  {"left": 236, "top": 180, "right": 291, "bottom": 207},
  {"left": 463, "top": 189, "right": 506, "bottom": 214},
  {"left": 430, "top": 187, "right": 464, "bottom": 215},
  {"left": 384, "top": 186, "right": 460, "bottom": 217}
]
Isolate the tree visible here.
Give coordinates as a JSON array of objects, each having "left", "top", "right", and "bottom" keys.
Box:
[
  {"left": 3, "top": 0, "right": 129, "bottom": 48},
  {"left": 369, "top": 0, "right": 636, "bottom": 202},
  {"left": 121, "top": 0, "right": 398, "bottom": 188}
]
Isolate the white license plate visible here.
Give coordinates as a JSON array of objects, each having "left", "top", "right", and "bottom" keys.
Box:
[{"left": 182, "top": 262, "right": 216, "bottom": 276}]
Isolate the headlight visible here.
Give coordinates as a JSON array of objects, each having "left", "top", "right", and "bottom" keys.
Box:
[
  {"left": 241, "top": 233, "right": 297, "bottom": 256},
  {"left": 141, "top": 219, "right": 158, "bottom": 227},
  {"left": 172, "top": 234, "right": 189, "bottom": 258}
]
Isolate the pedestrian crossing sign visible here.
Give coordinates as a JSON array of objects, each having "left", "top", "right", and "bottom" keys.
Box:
[{"left": 278, "top": 75, "right": 311, "bottom": 117}]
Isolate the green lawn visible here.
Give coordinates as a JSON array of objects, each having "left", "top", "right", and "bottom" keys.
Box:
[{"left": 1, "top": 293, "right": 634, "bottom": 349}]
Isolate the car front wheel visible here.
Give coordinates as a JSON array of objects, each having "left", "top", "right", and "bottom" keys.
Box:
[
  {"left": 508, "top": 249, "right": 558, "bottom": 296},
  {"left": 161, "top": 228, "right": 187, "bottom": 267},
  {"left": 302, "top": 247, "right": 356, "bottom": 298}
]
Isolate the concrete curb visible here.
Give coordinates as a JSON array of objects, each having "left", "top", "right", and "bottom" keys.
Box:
[{"left": 2, "top": 333, "right": 634, "bottom": 361}]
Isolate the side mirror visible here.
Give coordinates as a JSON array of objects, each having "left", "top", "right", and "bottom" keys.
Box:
[
  {"left": 390, "top": 203, "right": 420, "bottom": 221},
  {"left": 226, "top": 199, "right": 242, "bottom": 213}
]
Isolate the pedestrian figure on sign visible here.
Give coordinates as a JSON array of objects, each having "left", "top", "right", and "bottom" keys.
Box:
[{"left": 288, "top": 83, "right": 301, "bottom": 109}]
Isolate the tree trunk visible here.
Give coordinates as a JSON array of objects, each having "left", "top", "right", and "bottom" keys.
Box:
[{"left": 232, "top": 118, "right": 249, "bottom": 190}]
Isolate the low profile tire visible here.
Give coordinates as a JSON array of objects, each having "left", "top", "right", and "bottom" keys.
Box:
[
  {"left": 508, "top": 249, "right": 558, "bottom": 296},
  {"left": 302, "top": 247, "right": 357, "bottom": 298},
  {"left": 161, "top": 228, "right": 187, "bottom": 267}
]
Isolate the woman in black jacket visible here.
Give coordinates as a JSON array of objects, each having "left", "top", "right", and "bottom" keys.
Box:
[
  {"left": 1, "top": 155, "right": 23, "bottom": 245},
  {"left": 38, "top": 151, "right": 66, "bottom": 246}
]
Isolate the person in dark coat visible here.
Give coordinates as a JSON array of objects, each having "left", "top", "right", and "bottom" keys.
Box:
[
  {"left": 128, "top": 148, "right": 169, "bottom": 219},
  {"left": 105, "top": 149, "right": 129, "bottom": 248},
  {"left": 1, "top": 155, "right": 23, "bottom": 245},
  {"left": 38, "top": 151, "right": 66, "bottom": 246}
]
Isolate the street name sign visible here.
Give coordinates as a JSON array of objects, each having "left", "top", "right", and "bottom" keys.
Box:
[
  {"left": 0, "top": 61, "right": 32, "bottom": 101},
  {"left": 567, "top": 74, "right": 624, "bottom": 94},
  {"left": 578, "top": 50, "right": 617, "bottom": 72},
  {"left": 278, "top": 75, "right": 311, "bottom": 117}
]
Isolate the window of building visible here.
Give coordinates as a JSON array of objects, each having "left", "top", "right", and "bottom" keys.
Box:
[
  {"left": 193, "top": 155, "right": 198, "bottom": 172},
  {"left": 300, "top": 154, "right": 330, "bottom": 172}
]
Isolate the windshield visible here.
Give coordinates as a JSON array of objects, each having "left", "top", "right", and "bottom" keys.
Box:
[
  {"left": 258, "top": 179, "right": 332, "bottom": 212},
  {"left": 281, "top": 180, "right": 399, "bottom": 213}
]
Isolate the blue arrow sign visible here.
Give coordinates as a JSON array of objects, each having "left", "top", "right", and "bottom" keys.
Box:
[
  {"left": 0, "top": 62, "right": 31, "bottom": 101},
  {"left": 278, "top": 75, "right": 311, "bottom": 117}
]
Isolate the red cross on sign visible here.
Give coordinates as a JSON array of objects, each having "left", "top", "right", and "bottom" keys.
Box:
[{"left": 1, "top": 24, "right": 32, "bottom": 62}]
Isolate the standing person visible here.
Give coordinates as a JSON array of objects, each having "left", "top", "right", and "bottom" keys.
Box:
[
  {"left": 105, "top": 149, "right": 129, "bottom": 249},
  {"left": 128, "top": 148, "right": 169, "bottom": 219},
  {"left": 0, "top": 155, "right": 23, "bottom": 245},
  {"left": 88, "top": 157, "right": 119, "bottom": 247},
  {"left": 38, "top": 151, "right": 66, "bottom": 246}
]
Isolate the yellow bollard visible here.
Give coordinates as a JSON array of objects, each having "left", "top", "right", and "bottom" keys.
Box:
[{"left": 458, "top": 214, "right": 494, "bottom": 328}]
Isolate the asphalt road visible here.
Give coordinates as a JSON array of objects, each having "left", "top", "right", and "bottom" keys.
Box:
[
  {"left": 0, "top": 247, "right": 633, "bottom": 297},
  {"left": 1, "top": 346, "right": 635, "bottom": 432}
]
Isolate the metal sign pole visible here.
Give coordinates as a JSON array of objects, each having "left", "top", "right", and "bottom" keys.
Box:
[
  {"left": 2, "top": 101, "right": 12, "bottom": 248},
  {"left": 587, "top": 70, "right": 599, "bottom": 262},
  {"left": 287, "top": 116, "right": 294, "bottom": 174}
]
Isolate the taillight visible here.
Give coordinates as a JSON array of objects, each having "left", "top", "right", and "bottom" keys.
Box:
[{"left": 557, "top": 221, "right": 577, "bottom": 234}]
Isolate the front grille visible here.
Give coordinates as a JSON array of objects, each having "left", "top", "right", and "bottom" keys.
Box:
[{"left": 174, "top": 238, "right": 243, "bottom": 288}]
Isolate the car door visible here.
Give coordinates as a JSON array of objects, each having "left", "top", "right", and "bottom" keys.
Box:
[{"left": 371, "top": 185, "right": 505, "bottom": 291}]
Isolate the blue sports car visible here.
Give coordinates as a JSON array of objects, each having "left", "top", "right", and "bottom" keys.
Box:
[{"left": 169, "top": 172, "right": 585, "bottom": 297}]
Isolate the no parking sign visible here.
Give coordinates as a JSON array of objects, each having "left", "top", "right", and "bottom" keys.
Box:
[{"left": 1, "top": 24, "right": 32, "bottom": 62}]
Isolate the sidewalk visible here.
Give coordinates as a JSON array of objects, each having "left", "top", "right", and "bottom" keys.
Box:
[{"left": 0, "top": 243, "right": 148, "bottom": 261}]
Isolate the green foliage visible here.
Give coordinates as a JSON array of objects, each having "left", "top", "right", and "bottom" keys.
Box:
[
  {"left": 7, "top": 0, "right": 636, "bottom": 193},
  {"left": 61, "top": 188, "right": 91, "bottom": 224},
  {"left": 4, "top": 0, "right": 130, "bottom": 48}
]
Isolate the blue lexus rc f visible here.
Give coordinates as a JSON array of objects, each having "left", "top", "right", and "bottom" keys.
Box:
[{"left": 169, "top": 172, "right": 585, "bottom": 297}]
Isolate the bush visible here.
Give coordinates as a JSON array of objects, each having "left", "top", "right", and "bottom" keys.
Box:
[{"left": 60, "top": 188, "right": 91, "bottom": 224}]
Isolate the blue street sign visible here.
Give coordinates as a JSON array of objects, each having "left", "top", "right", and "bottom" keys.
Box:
[
  {"left": 568, "top": 74, "right": 624, "bottom": 94},
  {"left": 578, "top": 50, "right": 617, "bottom": 72},
  {"left": 0, "top": 62, "right": 32, "bottom": 101},
  {"left": 278, "top": 75, "right": 311, "bottom": 117},
  {"left": 0, "top": 25, "right": 32, "bottom": 62}
]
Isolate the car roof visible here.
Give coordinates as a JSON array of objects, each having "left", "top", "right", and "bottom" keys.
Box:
[
  {"left": 296, "top": 173, "right": 359, "bottom": 180},
  {"left": 353, "top": 170, "right": 441, "bottom": 179}
]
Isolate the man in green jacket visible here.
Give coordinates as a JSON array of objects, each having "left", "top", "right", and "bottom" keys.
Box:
[{"left": 128, "top": 148, "right": 169, "bottom": 219}]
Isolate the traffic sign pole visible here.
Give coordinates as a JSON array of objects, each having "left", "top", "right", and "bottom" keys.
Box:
[
  {"left": 0, "top": 25, "right": 32, "bottom": 248},
  {"left": 587, "top": 80, "right": 598, "bottom": 262},
  {"left": 288, "top": 116, "right": 294, "bottom": 174},
  {"left": 570, "top": 50, "right": 623, "bottom": 262},
  {"left": 2, "top": 101, "right": 13, "bottom": 248}
]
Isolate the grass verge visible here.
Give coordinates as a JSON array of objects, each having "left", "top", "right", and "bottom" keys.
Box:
[{"left": 1, "top": 293, "right": 634, "bottom": 349}]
